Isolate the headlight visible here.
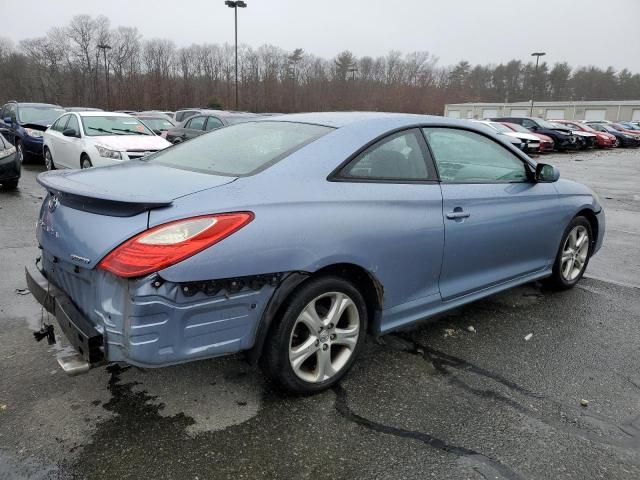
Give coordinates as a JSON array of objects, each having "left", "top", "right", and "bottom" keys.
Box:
[
  {"left": 0, "top": 146, "right": 16, "bottom": 160},
  {"left": 95, "top": 145, "right": 122, "bottom": 160},
  {"left": 24, "top": 128, "right": 44, "bottom": 138}
]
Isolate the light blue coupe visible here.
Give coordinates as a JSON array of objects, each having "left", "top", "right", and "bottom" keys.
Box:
[{"left": 26, "top": 112, "right": 605, "bottom": 393}]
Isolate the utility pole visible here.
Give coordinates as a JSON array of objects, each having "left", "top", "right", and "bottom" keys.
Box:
[
  {"left": 530, "top": 52, "right": 546, "bottom": 116},
  {"left": 225, "top": 1, "right": 247, "bottom": 110},
  {"left": 97, "top": 44, "right": 112, "bottom": 109}
]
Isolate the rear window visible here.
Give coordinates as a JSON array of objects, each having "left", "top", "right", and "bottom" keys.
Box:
[{"left": 146, "top": 121, "right": 333, "bottom": 176}]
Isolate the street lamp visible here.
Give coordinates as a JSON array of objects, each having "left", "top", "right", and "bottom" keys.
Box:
[
  {"left": 530, "top": 51, "right": 546, "bottom": 116},
  {"left": 225, "top": 0, "right": 247, "bottom": 110},
  {"left": 97, "top": 44, "right": 112, "bottom": 109}
]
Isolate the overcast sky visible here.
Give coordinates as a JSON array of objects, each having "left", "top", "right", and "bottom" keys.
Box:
[{"left": 4, "top": 0, "right": 640, "bottom": 71}]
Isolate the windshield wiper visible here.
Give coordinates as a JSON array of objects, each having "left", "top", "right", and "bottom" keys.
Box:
[
  {"left": 87, "top": 127, "right": 125, "bottom": 135},
  {"left": 112, "top": 128, "right": 151, "bottom": 136}
]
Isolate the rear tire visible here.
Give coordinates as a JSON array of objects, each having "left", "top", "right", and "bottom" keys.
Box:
[
  {"left": 545, "top": 216, "right": 592, "bottom": 290},
  {"left": 263, "top": 276, "right": 367, "bottom": 394}
]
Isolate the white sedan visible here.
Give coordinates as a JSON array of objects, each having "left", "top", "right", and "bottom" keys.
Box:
[
  {"left": 472, "top": 120, "right": 541, "bottom": 153},
  {"left": 43, "top": 111, "right": 172, "bottom": 170}
]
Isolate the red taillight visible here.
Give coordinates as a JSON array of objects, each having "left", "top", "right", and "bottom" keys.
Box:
[{"left": 98, "top": 212, "right": 254, "bottom": 278}]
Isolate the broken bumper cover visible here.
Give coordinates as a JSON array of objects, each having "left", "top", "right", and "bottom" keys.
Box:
[
  {"left": 28, "top": 254, "right": 283, "bottom": 368},
  {"left": 25, "top": 264, "right": 105, "bottom": 366}
]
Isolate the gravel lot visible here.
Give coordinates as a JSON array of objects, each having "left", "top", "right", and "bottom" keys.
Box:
[{"left": 1, "top": 148, "right": 639, "bottom": 479}]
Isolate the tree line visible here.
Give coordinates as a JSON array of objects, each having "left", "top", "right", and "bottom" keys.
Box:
[{"left": 1, "top": 15, "right": 639, "bottom": 114}]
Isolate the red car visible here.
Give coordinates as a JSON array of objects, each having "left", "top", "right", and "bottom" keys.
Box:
[
  {"left": 553, "top": 120, "right": 617, "bottom": 148},
  {"left": 500, "top": 122, "right": 554, "bottom": 152}
]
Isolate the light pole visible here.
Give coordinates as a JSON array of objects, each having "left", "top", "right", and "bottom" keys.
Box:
[
  {"left": 97, "top": 44, "right": 112, "bottom": 109},
  {"left": 225, "top": 0, "right": 247, "bottom": 110},
  {"left": 530, "top": 51, "right": 546, "bottom": 116}
]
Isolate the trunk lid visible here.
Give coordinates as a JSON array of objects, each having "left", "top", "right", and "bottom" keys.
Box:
[{"left": 37, "top": 162, "right": 237, "bottom": 269}]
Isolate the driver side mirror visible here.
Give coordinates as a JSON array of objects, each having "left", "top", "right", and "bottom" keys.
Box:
[
  {"left": 535, "top": 163, "right": 560, "bottom": 182},
  {"left": 4, "top": 117, "right": 12, "bottom": 124},
  {"left": 63, "top": 128, "right": 79, "bottom": 138},
  {"left": 152, "top": 129, "right": 162, "bottom": 135},
  {"left": 529, "top": 125, "right": 538, "bottom": 131}
]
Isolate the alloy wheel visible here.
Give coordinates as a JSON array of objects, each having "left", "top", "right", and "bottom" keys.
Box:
[
  {"left": 288, "top": 292, "right": 360, "bottom": 383},
  {"left": 16, "top": 142, "right": 23, "bottom": 163},
  {"left": 44, "top": 149, "right": 53, "bottom": 170},
  {"left": 81, "top": 158, "right": 92, "bottom": 169},
  {"left": 561, "top": 225, "right": 589, "bottom": 282}
]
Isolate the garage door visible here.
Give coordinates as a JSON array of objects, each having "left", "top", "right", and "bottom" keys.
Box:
[
  {"left": 482, "top": 109, "right": 498, "bottom": 119},
  {"left": 510, "top": 109, "right": 528, "bottom": 117},
  {"left": 632, "top": 109, "right": 640, "bottom": 121},
  {"left": 585, "top": 109, "right": 607, "bottom": 121},
  {"left": 447, "top": 110, "right": 461, "bottom": 119},
  {"left": 546, "top": 109, "right": 565, "bottom": 120}
]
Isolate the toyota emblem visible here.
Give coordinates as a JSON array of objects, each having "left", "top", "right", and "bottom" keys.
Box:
[{"left": 47, "top": 195, "right": 60, "bottom": 212}]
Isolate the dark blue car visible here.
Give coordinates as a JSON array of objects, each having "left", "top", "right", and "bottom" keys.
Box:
[{"left": 0, "top": 102, "right": 66, "bottom": 162}]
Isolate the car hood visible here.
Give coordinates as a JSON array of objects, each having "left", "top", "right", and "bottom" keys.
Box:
[
  {"left": 91, "top": 135, "right": 172, "bottom": 151},
  {"left": 572, "top": 131, "right": 597, "bottom": 137},
  {"left": 22, "top": 120, "right": 52, "bottom": 130},
  {"left": 505, "top": 132, "right": 539, "bottom": 142},
  {"left": 37, "top": 161, "right": 236, "bottom": 215}
]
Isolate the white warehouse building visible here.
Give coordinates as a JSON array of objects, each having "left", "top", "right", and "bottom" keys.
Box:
[{"left": 444, "top": 100, "right": 640, "bottom": 122}]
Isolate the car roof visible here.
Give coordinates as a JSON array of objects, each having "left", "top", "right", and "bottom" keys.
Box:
[
  {"left": 259, "top": 111, "right": 470, "bottom": 129},
  {"left": 8, "top": 102, "right": 62, "bottom": 108},
  {"left": 73, "top": 111, "right": 135, "bottom": 117}
]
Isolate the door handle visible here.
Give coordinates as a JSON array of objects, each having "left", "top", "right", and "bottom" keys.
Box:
[{"left": 446, "top": 210, "right": 470, "bottom": 220}]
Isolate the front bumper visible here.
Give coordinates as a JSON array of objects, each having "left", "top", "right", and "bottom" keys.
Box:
[
  {"left": 25, "top": 264, "right": 105, "bottom": 365},
  {"left": 0, "top": 152, "right": 20, "bottom": 180},
  {"left": 22, "top": 135, "right": 44, "bottom": 156}
]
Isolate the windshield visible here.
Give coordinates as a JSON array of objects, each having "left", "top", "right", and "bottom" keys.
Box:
[
  {"left": 18, "top": 106, "right": 66, "bottom": 124},
  {"left": 81, "top": 116, "right": 154, "bottom": 136},
  {"left": 534, "top": 118, "right": 559, "bottom": 129},
  {"left": 147, "top": 121, "right": 333, "bottom": 176},
  {"left": 139, "top": 118, "right": 175, "bottom": 130}
]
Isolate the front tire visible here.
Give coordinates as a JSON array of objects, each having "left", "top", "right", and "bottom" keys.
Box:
[
  {"left": 263, "top": 276, "right": 367, "bottom": 394},
  {"left": 1, "top": 178, "right": 19, "bottom": 190},
  {"left": 81, "top": 155, "right": 92, "bottom": 169},
  {"left": 546, "top": 216, "right": 592, "bottom": 290},
  {"left": 44, "top": 147, "right": 55, "bottom": 170}
]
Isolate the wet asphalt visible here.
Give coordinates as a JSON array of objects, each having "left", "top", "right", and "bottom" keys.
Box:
[{"left": 0, "top": 148, "right": 639, "bottom": 479}]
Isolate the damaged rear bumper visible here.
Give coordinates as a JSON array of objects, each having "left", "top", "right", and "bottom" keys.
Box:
[
  {"left": 25, "top": 264, "right": 105, "bottom": 367},
  {"left": 27, "top": 255, "right": 287, "bottom": 370}
]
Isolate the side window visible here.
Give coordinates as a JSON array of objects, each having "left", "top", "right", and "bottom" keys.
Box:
[
  {"left": 7, "top": 104, "right": 17, "bottom": 122},
  {"left": 66, "top": 115, "right": 80, "bottom": 135},
  {"left": 423, "top": 128, "right": 528, "bottom": 183},
  {"left": 0, "top": 105, "right": 6, "bottom": 120},
  {"left": 521, "top": 119, "right": 535, "bottom": 129},
  {"left": 187, "top": 116, "right": 206, "bottom": 131},
  {"left": 51, "top": 115, "right": 69, "bottom": 132},
  {"left": 342, "top": 129, "right": 432, "bottom": 181},
  {"left": 205, "top": 116, "right": 224, "bottom": 131}
]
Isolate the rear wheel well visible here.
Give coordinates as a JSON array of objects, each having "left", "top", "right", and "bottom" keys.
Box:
[
  {"left": 249, "top": 263, "right": 384, "bottom": 364},
  {"left": 311, "top": 263, "right": 383, "bottom": 334},
  {"left": 576, "top": 209, "right": 598, "bottom": 250}
]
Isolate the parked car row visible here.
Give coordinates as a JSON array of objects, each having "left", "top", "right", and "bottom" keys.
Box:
[{"left": 489, "top": 116, "right": 640, "bottom": 151}]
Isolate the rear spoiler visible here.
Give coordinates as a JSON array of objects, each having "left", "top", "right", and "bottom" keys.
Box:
[{"left": 37, "top": 171, "right": 172, "bottom": 217}]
